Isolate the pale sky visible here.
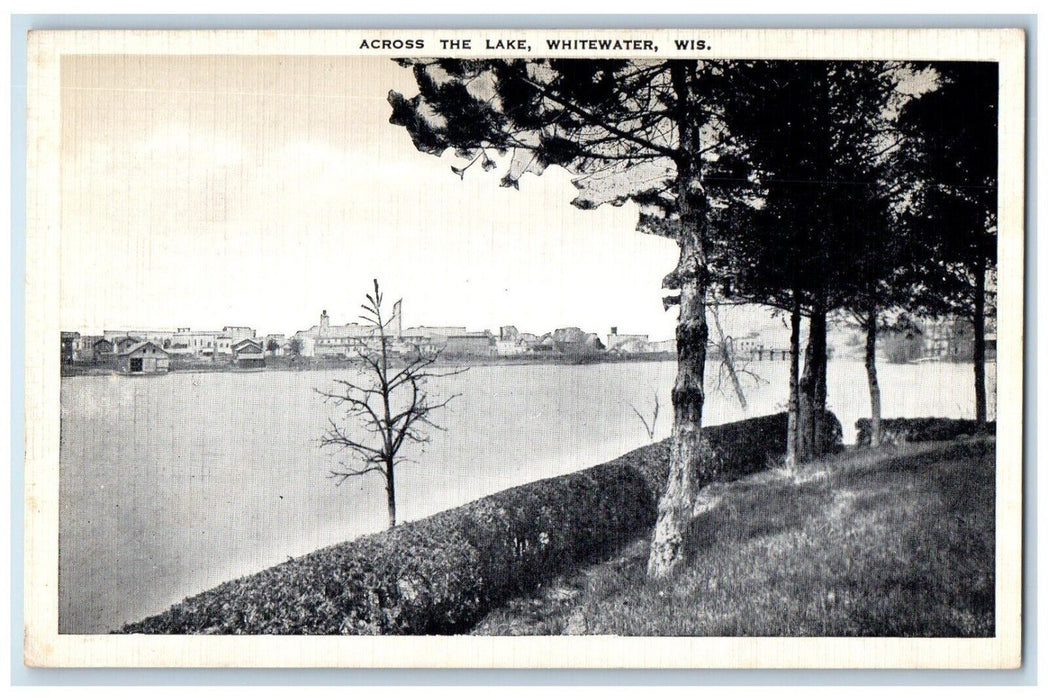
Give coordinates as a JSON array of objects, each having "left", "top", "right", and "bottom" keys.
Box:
[{"left": 59, "top": 54, "right": 720, "bottom": 340}]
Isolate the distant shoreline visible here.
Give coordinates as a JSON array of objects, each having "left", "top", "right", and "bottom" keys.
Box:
[
  {"left": 59, "top": 352, "right": 997, "bottom": 378},
  {"left": 60, "top": 352, "right": 679, "bottom": 377}
]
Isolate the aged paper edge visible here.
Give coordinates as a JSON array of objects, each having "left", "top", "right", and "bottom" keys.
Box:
[{"left": 23, "top": 28, "right": 1026, "bottom": 669}]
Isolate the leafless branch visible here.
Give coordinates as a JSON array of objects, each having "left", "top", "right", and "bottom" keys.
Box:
[
  {"left": 629, "top": 390, "right": 660, "bottom": 440},
  {"left": 315, "top": 279, "right": 466, "bottom": 529}
]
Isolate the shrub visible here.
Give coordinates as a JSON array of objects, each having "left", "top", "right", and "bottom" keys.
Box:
[
  {"left": 702, "top": 412, "right": 788, "bottom": 478},
  {"left": 694, "top": 411, "right": 842, "bottom": 475},
  {"left": 121, "top": 411, "right": 811, "bottom": 635},
  {"left": 855, "top": 417, "right": 996, "bottom": 447},
  {"left": 820, "top": 410, "right": 845, "bottom": 455}
]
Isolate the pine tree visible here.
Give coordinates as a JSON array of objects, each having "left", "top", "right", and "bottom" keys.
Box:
[
  {"left": 388, "top": 58, "right": 747, "bottom": 577},
  {"left": 898, "top": 62, "right": 998, "bottom": 428}
]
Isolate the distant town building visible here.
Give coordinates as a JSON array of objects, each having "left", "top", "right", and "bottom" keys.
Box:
[
  {"left": 232, "top": 338, "right": 266, "bottom": 368},
  {"left": 214, "top": 335, "right": 233, "bottom": 356},
  {"left": 116, "top": 341, "right": 170, "bottom": 374},
  {"left": 71, "top": 334, "right": 105, "bottom": 362},
  {"left": 648, "top": 339, "right": 676, "bottom": 354},
  {"left": 922, "top": 317, "right": 974, "bottom": 361},
  {"left": 607, "top": 327, "right": 649, "bottom": 352},
  {"left": 103, "top": 329, "right": 175, "bottom": 347},
  {"left": 292, "top": 304, "right": 497, "bottom": 359},
  {"left": 112, "top": 336, "right": 141, "bottom": 355},
  {"left": 402, "top": 325, "right": 468, "bottom": 340},
  {"left": 91, "top": 338, "right": 114, "bottom": 363},
  {"left": 552, "top": 327, "right": 587, "bottom": 343},
  {"left": 165, "top": 344, "right": 195, "bottom": 358},
  {"left": 880, "top": 315, "right": 996, "bottom": 364},
  {"left": 445, "top": 332, "right": 494, "bottom": 356},
  {"left": 222, "top": 326, "right": 256, "bottom": 344},
  {"left": 61, "top": 331, "right": 80, "bottom": 364},
  {"left": 610, "top": 337, "right": 653, "bottom": 354},
  {"left": 495, "top": 338, "right": 526, "bottom": 356},
  {"left": 550, "top": 327, "right": 604, "bottom": 355},
  {"left": 167, "top": 329, "right": 250, "bottom": 358},
  {"left": 297, "top": 336, "right": 316, "bottom": 358},
  {"left": 495, "top": 326, "right": 529, "bottom": 356},
  {"left": 173, "top": 330, "right": 220, "bottom": 357},
  {"left": 398, "top": 328, "right": 461, "bottom": 355},
  {"left": 528, "top": 336, "right": 557, "bottom": 355},
  {"left": 295, "top": 309, "right": 394, "bottom": 358},
  {"left": 733, "top": 333, "right": 763, "bottom": 356},
  {"left": 264, "top": 334, "right": 286, "bottom": 356},
  {"left": 96, "top": 327, "right": 254, "bottom": 360}
]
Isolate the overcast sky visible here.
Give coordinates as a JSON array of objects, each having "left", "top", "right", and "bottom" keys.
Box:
[{"left": 59, "top": 54, "right": 792, "bottom": 341}]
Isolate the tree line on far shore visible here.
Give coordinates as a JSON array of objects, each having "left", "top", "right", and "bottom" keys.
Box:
[{"left": 383, "top": 58, "right": 996, "bottom": 579}]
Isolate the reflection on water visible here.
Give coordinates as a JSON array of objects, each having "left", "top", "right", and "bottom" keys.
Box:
[{"left": 59, "top": 359, "right": 995, "bottom": 632}]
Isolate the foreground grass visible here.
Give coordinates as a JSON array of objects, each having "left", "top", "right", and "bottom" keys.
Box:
[{"left": 472, "top": 439, "right": 995, "bottom": 637}]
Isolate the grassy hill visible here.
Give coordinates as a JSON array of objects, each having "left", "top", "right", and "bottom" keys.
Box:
[{"left": 473, "top": 438, "right": 995, "bottom": 637}]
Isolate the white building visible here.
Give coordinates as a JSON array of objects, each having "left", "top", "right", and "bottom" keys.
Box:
[
  {"left": 103, "top": 329, "right": 175, "bottom": 347},
  {"left": 495, "top": 339, "right": 526, "bottom": 356},
  {"left": 167, "top": 327, "right": 254, "bottom": 358},
  {"left": 264, "top": 334, "right": 286, "bottom": 356},
  {"left": 294, "top": 303, "right": 422, "bottom": 358},
  {"left": 607, "top": 327, "right": 649, "bottom": 352},
  {"left": 222, "top": 326, "right": 256, "bottom": 344}
]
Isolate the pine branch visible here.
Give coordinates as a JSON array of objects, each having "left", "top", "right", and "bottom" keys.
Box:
[{"left": 508, "top": 68, "right": 679, "bottom": 160}]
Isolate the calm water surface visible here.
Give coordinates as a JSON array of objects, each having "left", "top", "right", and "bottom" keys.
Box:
[{"left": 59, "top": 359, "right": 995, "bottom": 632}]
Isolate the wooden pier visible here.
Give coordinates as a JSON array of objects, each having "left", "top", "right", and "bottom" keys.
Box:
[{"left": 745, "top": 347, "right": 793, "bottom": 361}]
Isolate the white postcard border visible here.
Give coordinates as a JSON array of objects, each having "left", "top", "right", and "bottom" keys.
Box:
[{"left": 23, "top": 27, "right": 1026, "bottom": 669}]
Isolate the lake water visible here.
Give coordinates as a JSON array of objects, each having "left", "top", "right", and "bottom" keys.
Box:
[{"left": 59, "top": 359, "right": 995, "bottom": 633}]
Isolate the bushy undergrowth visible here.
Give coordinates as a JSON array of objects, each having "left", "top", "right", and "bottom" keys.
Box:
[
  {"left": 121, "top": 411, "right": 809, "bottom": 635},
  {"left": 856, "top": 417, "right": 995, "bottom": 447},
  {"left": 473, "top": 439, "right": 995, "bottom": 637}
]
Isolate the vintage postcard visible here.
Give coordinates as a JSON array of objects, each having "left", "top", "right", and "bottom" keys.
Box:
[{"left": 23, "top": 28, "right": 1025, "bottom": 668}]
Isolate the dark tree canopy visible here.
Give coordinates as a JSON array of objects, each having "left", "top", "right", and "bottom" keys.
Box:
[
  {"left": 389, "top": 59, "right": 755, "bottom": 241},
  {"left": 386, "top": 56, "right": 1001, "bottom": 569},
  {"left": 898, "top": 61, "right": 998, "bottom": 425},
  {"left": 897, "top": 61, "right": 998, "bottom": 319},
  {"left": 711, "top": 61, "right": 910, "bottom": 316},
  {"left": 389, "top": 58, "right": 752, "bottom": 578},
  {"left": 701, "top": 61, "right": 916, "bottom": 459}
]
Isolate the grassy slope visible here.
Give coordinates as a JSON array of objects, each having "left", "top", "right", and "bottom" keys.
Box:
[{"left": 472, "top": 439, "right": 995, "bottom": 637}]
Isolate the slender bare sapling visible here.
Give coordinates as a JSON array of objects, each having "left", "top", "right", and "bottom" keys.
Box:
[{"left": 317, "top": 280, "right": 463, "bottom": 529}]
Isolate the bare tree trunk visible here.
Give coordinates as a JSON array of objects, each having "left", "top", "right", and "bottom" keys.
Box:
[
  {"left": 797, "top": 334, "right": 815, "bottom": 462},
  {"left": 318, "top": 280, "right": 460, "bottom": 534},
  {"left": 973, "top": 258, "right": 988, "bottom": 429},
  {"left": 648, "top": 241, "right": 707, "bottom": 579},
  {"left": 785, "top": 297, "right": 802, "bottom": 469},
  {"left": 798, "top": 301, "right": 827, "bottom": 459},
  {"left": 814, "top": 307, "right": 829, "bottom": 452},
  {"left": 648, "top": 62, "right": 709, "bottom": 580},
  {"left": 710, "top": 302, "right": 747, "bottom": 411},
  {"left": 864, "top": 305, "right": 882, "bottom": 448},
  {"left": 379, "top": 294, "right": 397, "bottom": 530},
  {"left": 385, "top": 462, "right": 397, "bottom": 529}
]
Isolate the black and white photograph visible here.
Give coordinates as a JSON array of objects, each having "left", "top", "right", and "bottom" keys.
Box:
[{"left": 23, "top": 28, "right": 1024, "bottom": 668}]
